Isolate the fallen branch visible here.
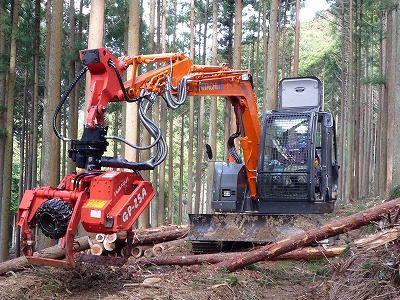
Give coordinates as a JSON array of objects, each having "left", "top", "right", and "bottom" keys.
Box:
[
  {"left": 215, "top": 198, "right": 400, "bottom": 272},
  {"left": 0, "top": 236, "right": 91, "bottom": 275},
  {"left": 128, "top": 246, "right": 346, "bottom": 267}
]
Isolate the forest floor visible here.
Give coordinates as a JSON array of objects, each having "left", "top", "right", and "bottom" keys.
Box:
[{"left": 1, "top": 200, "right": 400, "bottom": 300}]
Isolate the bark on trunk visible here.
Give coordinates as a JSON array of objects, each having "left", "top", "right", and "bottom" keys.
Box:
[
  {"left": 216, "top": 198, "right": 400, "bottom": 272},
  {"left": 133, "top": 225, "right": 188, "bottom": 236},
  {"left": 152, "top": 239, "right": 186, "bottom": 257},
  {"left": 131, "top": 246, "right": 346, "bottom": 267},
  {"left": 132, "top": 227, "right": 189, "bottom": 246}
]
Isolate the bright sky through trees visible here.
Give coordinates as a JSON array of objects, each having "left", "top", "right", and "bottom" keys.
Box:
[{"left": 301, "top": 0, "right": 330, "bottom": 21}]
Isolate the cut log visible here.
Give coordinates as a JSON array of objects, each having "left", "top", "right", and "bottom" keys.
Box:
[
  {"left": 131, "top": 245, "right": 152, "bottom": 258},
  {"left": 129, "top": 246, "right": 346, "bottom": 267},
  {"left": 132, "top": 227, "right": 189, "bottom": 246},
  {"left": 144, "top": 248, "right": 154, "bottom": 258},
  {"left": 152, "top": 239, "right": 187, "bottom": 257},
  {"left": 106, "top": 232, "right": 127, "bottom": 243},
  {"left": 152, "top": 244, "right": 166, "bottom": 257},
  {"left": 105, "top": 233, "right": 127, "bottom": 252},
  {"left": 0, "top": 236, "right": 91, "bottom": 275},
  {"left": 120, "top": 246, "right": 127, "bottom": 257},
  {"left": 103, "top": 239, "right": 115, "bottom": 252},
  {"left": 216, "top": 197, "right": 400, "bottom": 272},
  {"left": 133, "top": 225, "right": 189, "bottom": 236},
  {"left": 95, "top": 233, "right": 106, "bottom": 243},
  {"left": 107, "top": 251, "right": 118, "bottom": 258},
  {"left": 90, "top": 243, "right": 105, "bottom": 256}
]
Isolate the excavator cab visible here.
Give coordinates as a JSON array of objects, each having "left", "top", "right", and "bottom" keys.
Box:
[
  {"left": 257, "top": 109, "right": 338, "bottom": 214},
  {"left": 258, "top": 77, "right": 338, "bottom": 214},
  {"left": 210, "top": 77, "right": 338, "bottom": 213}
]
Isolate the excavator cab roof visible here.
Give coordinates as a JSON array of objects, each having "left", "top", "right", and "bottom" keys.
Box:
[{"left": 278, "top": 77, "right": 322, "bottom": 112}]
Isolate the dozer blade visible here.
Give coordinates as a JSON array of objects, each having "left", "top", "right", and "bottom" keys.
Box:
[{"left": 188, "top": 213, "right": 326, "bottom": 253}]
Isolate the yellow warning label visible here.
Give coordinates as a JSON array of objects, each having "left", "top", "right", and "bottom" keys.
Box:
[{"left": 85, "top": 200, "right": 107, "bottom": 209}]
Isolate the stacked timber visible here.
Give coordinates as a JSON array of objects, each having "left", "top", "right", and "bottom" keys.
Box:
[{"left": 88, "top": 225, "right": 189, "bottom": 259}]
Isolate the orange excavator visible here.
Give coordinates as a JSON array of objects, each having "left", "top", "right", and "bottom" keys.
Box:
[{"left": 17, "top": 48, "right": 338, "bottom": 267}]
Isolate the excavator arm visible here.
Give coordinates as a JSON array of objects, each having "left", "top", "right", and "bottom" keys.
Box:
[
  {"left": 81, "top": 48, "right": 260, "bottom": 198},
  {"left": 17, "top": 47, "right": 260, "bottom": 268}
]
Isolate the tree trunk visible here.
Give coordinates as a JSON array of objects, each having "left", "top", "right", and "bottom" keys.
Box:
[
  {"left": 167, "top": 110, "right": 174, "bottom": 223},
  {"left": 187, "top": 0, "right": 195, "bottom": 214},
  {"left": 345, "top": 0, "right": 355, "bottom": 202},
  {"left": 392, "top": 0, "right": 400, "bottom": 187},
  {"left": 134, "top": 224, "right": 188, "bottom": 235},
  {"left": 386, "top": 2, "right": 396, "bottom": 192},
  {"left": 223, "top": 1, "right": 234, "bottom": 159},
  {"left": 265, "top": 0, "right": 279, "bottom": 111},
  {"left": 129, "top": 0, "right": 150, "bottom": 229},
  {"left": 281, "top": 0, "right": 288, "bottom": 78},
  {"left": 228, "top": 0, "right": 241, "bottom": 169},
  {"left": 124, "top": 0, "right": 139, "bottom": 163},
  {"left": 133, "top": 246, "right": 346, "bottom": 267},
  {"left": 205, "top": 0, "right": 219, "bottom": 214},
  {"left": 354, "top": 0, "right": 362, "bottom": 199},
  {"left": 216, "top": 198, "right": 400, "bottom": 272},
  {"left": 262, "top": 0, "right": 268, "bottom": 112},
  {"left": 157, "top": 0, "right": 167, "bottom": 225},
  {"left": 148, "top": 0, "right": 158, "bottom": 228},
  {"left": 194, "top": 97, "right": 205, "bottom": 214},
  {"left": 293, "top": 0, "right": 300, "bottom": 76},
  {"left": 15, "top": 69, "right": 28, "bottom": 256},
  {"left": 40, "top": 0, "right": 63, "bottom": 186},
  {"left": 131, "top": 227, "right": 189, "bottom": 246},
  {"left": 152, "top": 239, "right": 188, "bottom": 256},
  {"left": 338, "top": 0, "right": 347, "bottom": 200},
  {"left": 0, "top": 0, "right": 6, "bottom": 201},
  {"left": 84, "top": 0, "right": 104, "bottom": 119},
  {"left": 39, "top": 0, "right": 63, "bottom": 250},
  {"left": 382, "top": 5, "right": 392, "bottom": 195},
  {"left": 67, "top": 0, "right": 77, "bottom": 174},
  {"left": 178, "top": 114, "right": 184, "bottom": 223},
  {"left": 28, "top": 0, "right": 41, "bottom": 190},
  {"left": 0, "top": 0, "right": 19, "bottom": 262}
]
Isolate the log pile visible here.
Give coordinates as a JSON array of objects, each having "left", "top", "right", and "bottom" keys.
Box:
[{"left": 87, "top": 225, "right": 189, "bottom": 259}]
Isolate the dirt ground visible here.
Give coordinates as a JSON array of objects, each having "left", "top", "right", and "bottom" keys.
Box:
[
  {"left": 0, "top": 257, "right": 334, "bottom": 300},
  {"left": 2, "top": 202, "right": 400, "bottom": 300}
]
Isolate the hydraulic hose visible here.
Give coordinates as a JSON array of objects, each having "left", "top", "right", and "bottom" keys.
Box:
[{"left": 53, "top": 66, "right": 88, "bottom": 142}]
